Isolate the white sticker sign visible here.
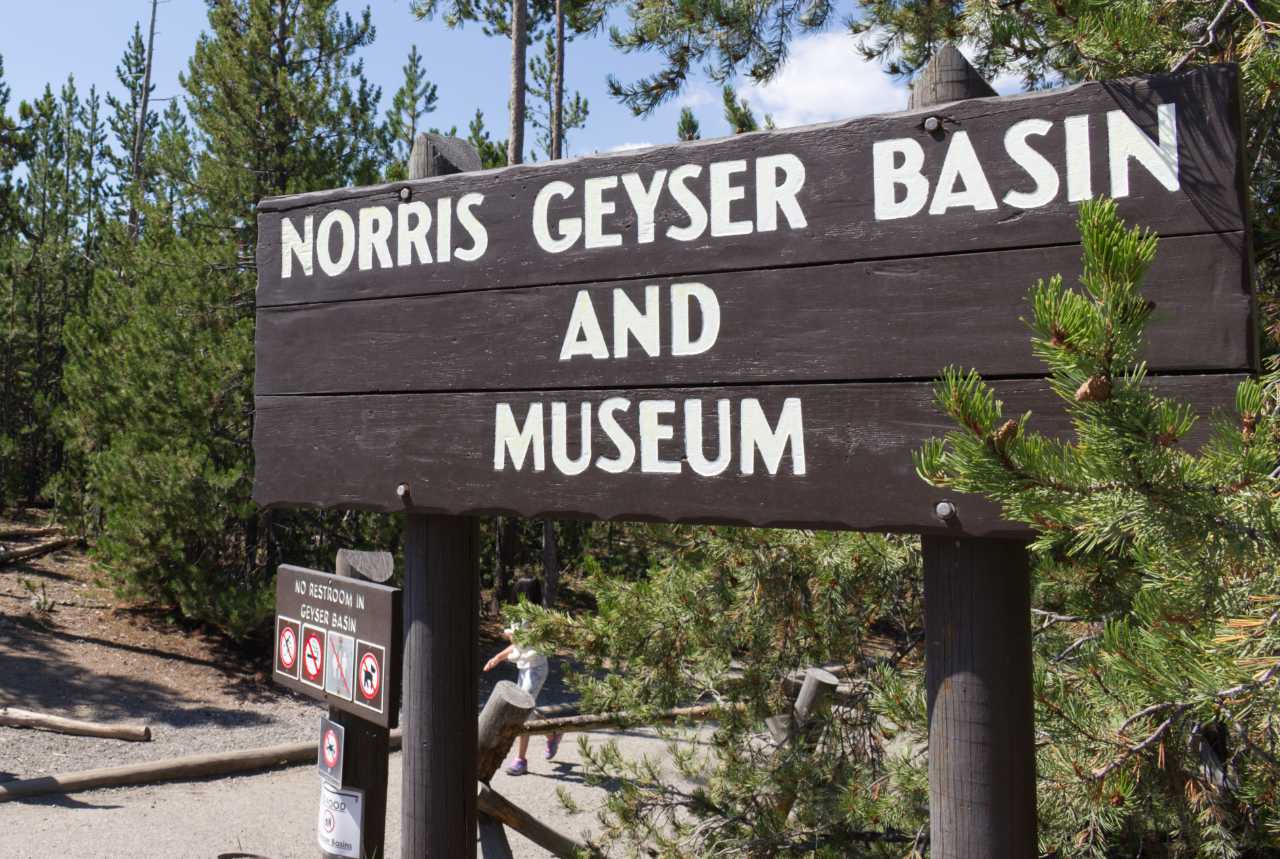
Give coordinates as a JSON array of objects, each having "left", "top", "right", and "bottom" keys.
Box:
[{"left": 317, "top": 781, "right": 364, "bottom": 858}]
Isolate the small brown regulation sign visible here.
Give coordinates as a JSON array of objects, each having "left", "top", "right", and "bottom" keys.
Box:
[{"left": 273, "top": 565, "right": 402, "bottom": 728}]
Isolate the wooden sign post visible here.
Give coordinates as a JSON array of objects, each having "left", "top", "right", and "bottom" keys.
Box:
[
  {"left": 326, "top": 549, "right": 396, "bottom": 859},
  {"left": 400, "top": 134, "right": 483, "bottom": 858},
  {"left": 913, "top": 46, "right": 1036, "bottom": 858},
  {"left": 253, "top": 62, "right": 1253, "bottom": 854}
]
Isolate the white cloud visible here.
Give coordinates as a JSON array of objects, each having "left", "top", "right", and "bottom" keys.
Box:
[
  {"left": 738, "top": 32, "right": 908, "bottom": 128},
  {"left": 677, "top": 85, "right": 718, "bottom": 110},
  {"left": 606, "top": 141, "right": 656, "bottom": 153}
]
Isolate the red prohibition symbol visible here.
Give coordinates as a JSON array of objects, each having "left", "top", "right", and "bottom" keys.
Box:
[
  {"left": 303, "top": 631, "right": 323, "bottom": 682},
  {"left": 358, "top": 652, "right": 380, "bottom": 701},
  {"left": 279, "top": 625, "right": 297, "bottom": 670},
  {"left": 322, "top": 728, "right": 340, "bottom": 769}
]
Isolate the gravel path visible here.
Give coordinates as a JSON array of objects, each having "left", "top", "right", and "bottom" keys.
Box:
[
  {"left": 2, "top": 726, "right": 694, "bottom": 858},
  {"left": 0, "top": 534, "right": 701, "bottom": 857}
]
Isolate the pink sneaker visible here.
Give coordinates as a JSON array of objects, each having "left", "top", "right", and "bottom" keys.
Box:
[
  {"left": 544, "top": 733, "right": 562, "bottom": 760},
  {"left": 506, "top": 757, "right": 528, "bottom": 776}
]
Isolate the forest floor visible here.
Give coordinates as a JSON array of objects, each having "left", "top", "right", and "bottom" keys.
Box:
[{"left": 0, "top": 511, "right": 696, "bottom": 858}]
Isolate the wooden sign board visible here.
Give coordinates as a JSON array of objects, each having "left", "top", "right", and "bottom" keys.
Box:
[
  {"left": 273, "top": 565, "right": 402, "bottom": 727},
  {"left": 254, "top": 65, "right": 1253, "bottom": 537}
]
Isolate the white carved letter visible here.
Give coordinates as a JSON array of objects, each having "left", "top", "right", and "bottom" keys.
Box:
[
  {"left": 532, "top": 181, "right": 581, "bottom": 253},
  {"left": 873, "top": 139, "right": 929, "bottom": 220},
  {"left": 685, "top": 399, "right": 732, "bottom": 477},
  {"left": 281, "top": 215, "right": 313, "bottom": 278},
  {"left": 929, "top": 131, "right": 997, "bottom": 214},
  {"left": 559, "top": 291, "right": 610, "bottom": 361},
  {"left": 494, "top": 403, "right": 545, "bottom": 471},
  {"left": 740, "top": 397, "right": 806, "bottom": 475},
  {"left": 639, "top": 400, "right": 680, "bottom": 473},
  {"left": 1108, "top": 103, "right": 1179, "bottom": 198},
  {"left": 595, "top": 398, "right": 635, "bottom": 473},
  {"left": 613, "top": 286, "right": 661, "bottom": 358},
  {"left": 670, "top": 283, "right": 720, "bottom": 357},
  {"left": 1003, "top": 119, "right": 1059, "bottom": 209},
  {"left": 756, "top": 153, "right": 807, "bottom": 231},
  {"left": 551, "top": 402, "right": 592, "bottom": 475}
]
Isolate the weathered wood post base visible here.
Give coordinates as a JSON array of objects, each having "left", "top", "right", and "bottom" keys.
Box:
[
  {"left": 402, "top": 512, "right": 480, "bottom": 858},
  {"left": 912, "top": 45, "right": 1036, "bottom": 859},
  {"left": 923, "top": 535, "right": 1036, "bottom": 857}
]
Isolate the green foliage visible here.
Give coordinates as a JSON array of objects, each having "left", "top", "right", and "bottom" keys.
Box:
[
  {"left": 528, "top": 33, "right": 589, "bottom": 159},
  {"left": 517, "top": 527, "right": 927, "bottom": 856},
  {"left": 0, "top": 75, "right": 106, "bottom": 510},
  {"left": 55, "top": 0, "right": 393, "bottom": 637},
  {"left": 606, "top": 0, "right": 836, "bottom": 115},
  {"left": 918, "top": 199, "right": 1280, "bottom": 856},
  {"left": 104, "top": 22, "right": 158, "bottom": 207},
  {"left": 721, "top": 84, "right": 759, "bottom": 134},
  {"left": 466, "top": 109, "right": 509, "bottom": 169},
  {"left": 676, "top": 106, "right": 701, "bottom": 141},
  {"left": 384, "top": 44, "right": 439, "bottom": 177}
]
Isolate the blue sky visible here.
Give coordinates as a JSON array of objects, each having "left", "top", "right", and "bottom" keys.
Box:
[{"left": 0, "top": 1, "right": 930, "bottom": 158}]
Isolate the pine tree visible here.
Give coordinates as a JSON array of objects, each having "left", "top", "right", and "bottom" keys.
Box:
[
  {"left": 528, "top": 33, "right": 587, "bottom": 159},
  {"left": 676, "top": 106, "right": 700, "bottom": 141},
  {"left": 721, "top": 84, "right": 758, "bottom": 134},
  {"left": 915, "top": 199, "right": 1280, "bottom": 855},
  {"left": 105, "top": 19, "right": 159, "bottom": 228},
  {"left": 385, "top": 44, "right": 439, "bottom": 173},
  {"left": 411, "top": 0, "right": 553, "bottom": 165},
  {"left": 59, "top": 0, "right": 390, "bottom": 635},
  {"left": 466, "top": 109, "right": 509, "bottom": 169}
]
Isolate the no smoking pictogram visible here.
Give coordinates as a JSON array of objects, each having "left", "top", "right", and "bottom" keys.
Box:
[
  {"left": 302, "top": 626, "right": 325, "bottom": 687},
  {"left": 279, "top": 625, "right": 297, "bottom": 670},
  {"left": 322, "top": 808, "right": 336, "bottom": 834},
  {"left": 358, "top": 652, "right": 380, "bottom": 701}
]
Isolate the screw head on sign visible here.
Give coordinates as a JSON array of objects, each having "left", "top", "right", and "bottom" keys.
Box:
[
  {"left": 934, "top": 500, "right": 957, "bottom": 521},
  {"left": 396, "top": 482, "right": 410, "bottom": 499},
  {"left": 399, "top": 187, "right": 412, "bottom": 201},
  {"left": 923, "top": 116, "right": 942, "bottom": 133}
]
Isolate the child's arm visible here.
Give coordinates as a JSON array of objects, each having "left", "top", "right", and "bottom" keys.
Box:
[{"left": 484, "top": 645, "right": 514, "bottom": 672}]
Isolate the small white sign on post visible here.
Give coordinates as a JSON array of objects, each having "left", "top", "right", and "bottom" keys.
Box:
[{"left": 317, "top": 781, "right": 364, "bottom": 858}]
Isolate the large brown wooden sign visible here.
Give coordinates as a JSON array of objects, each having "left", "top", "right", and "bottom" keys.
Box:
[{"left": 254, "top": 65, "right": 1253, "bottom": 536}]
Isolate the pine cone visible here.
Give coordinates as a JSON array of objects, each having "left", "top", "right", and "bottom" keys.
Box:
[
  {"left": 1075, "top": 375, "right": 1112, "bottom": 402},
  {"left": 993, "top": 419, "right": 1018, "bottom": 450}
]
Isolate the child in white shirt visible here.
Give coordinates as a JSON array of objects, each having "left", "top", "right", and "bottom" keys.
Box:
[{"left": 483, "top": 577, "right": 563, "bottom": 775}]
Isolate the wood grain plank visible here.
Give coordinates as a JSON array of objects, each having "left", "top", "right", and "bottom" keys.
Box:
[
  {"left": 256, "top": 66, "right": 1245, "bottom": 308},
  {"left": 252, "top": 374, "right": 1246, "bottom": 537},
  {"left": 255, "top": 232, "right": 1252, "bottom": 396}
]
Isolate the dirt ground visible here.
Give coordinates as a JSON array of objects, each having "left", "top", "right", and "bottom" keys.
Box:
[{"left": 0, "top": 513, "right": 694, "bottom": 858}]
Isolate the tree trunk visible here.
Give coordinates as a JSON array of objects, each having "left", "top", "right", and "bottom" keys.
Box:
[
  {"left": 492, "top": 516, "right": 519, "bottom": 614},
  {"left": 551, "top": 0, "right": 564, "bottom": 160},
  {"left": 541, "top": 520, "right": 559, "bottom": 607},
  {"left": 508, "top": 0, "right": 527, "bottom": 165}
]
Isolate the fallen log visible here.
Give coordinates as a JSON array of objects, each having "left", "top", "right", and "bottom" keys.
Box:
[
  {"left": 0, "top": 707, "right": 151, "bottom": 742},
  {"left": 0, "top": 525, "right": 61, "bottom": 541},
  {"left": 0, "top": 729, "right": 406, "bottom": 802},
  {"left": 521, "top": 702, "right": 738, "bottom": 736},
  {"left": 477, "top": 680, "right": 536, "bottom": 782},
  {"left": 478, "top": 784, "right": 600, "bottom": 859},
  {"left": 0, "top": 536, "right": 78, "bottom": 566}
]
